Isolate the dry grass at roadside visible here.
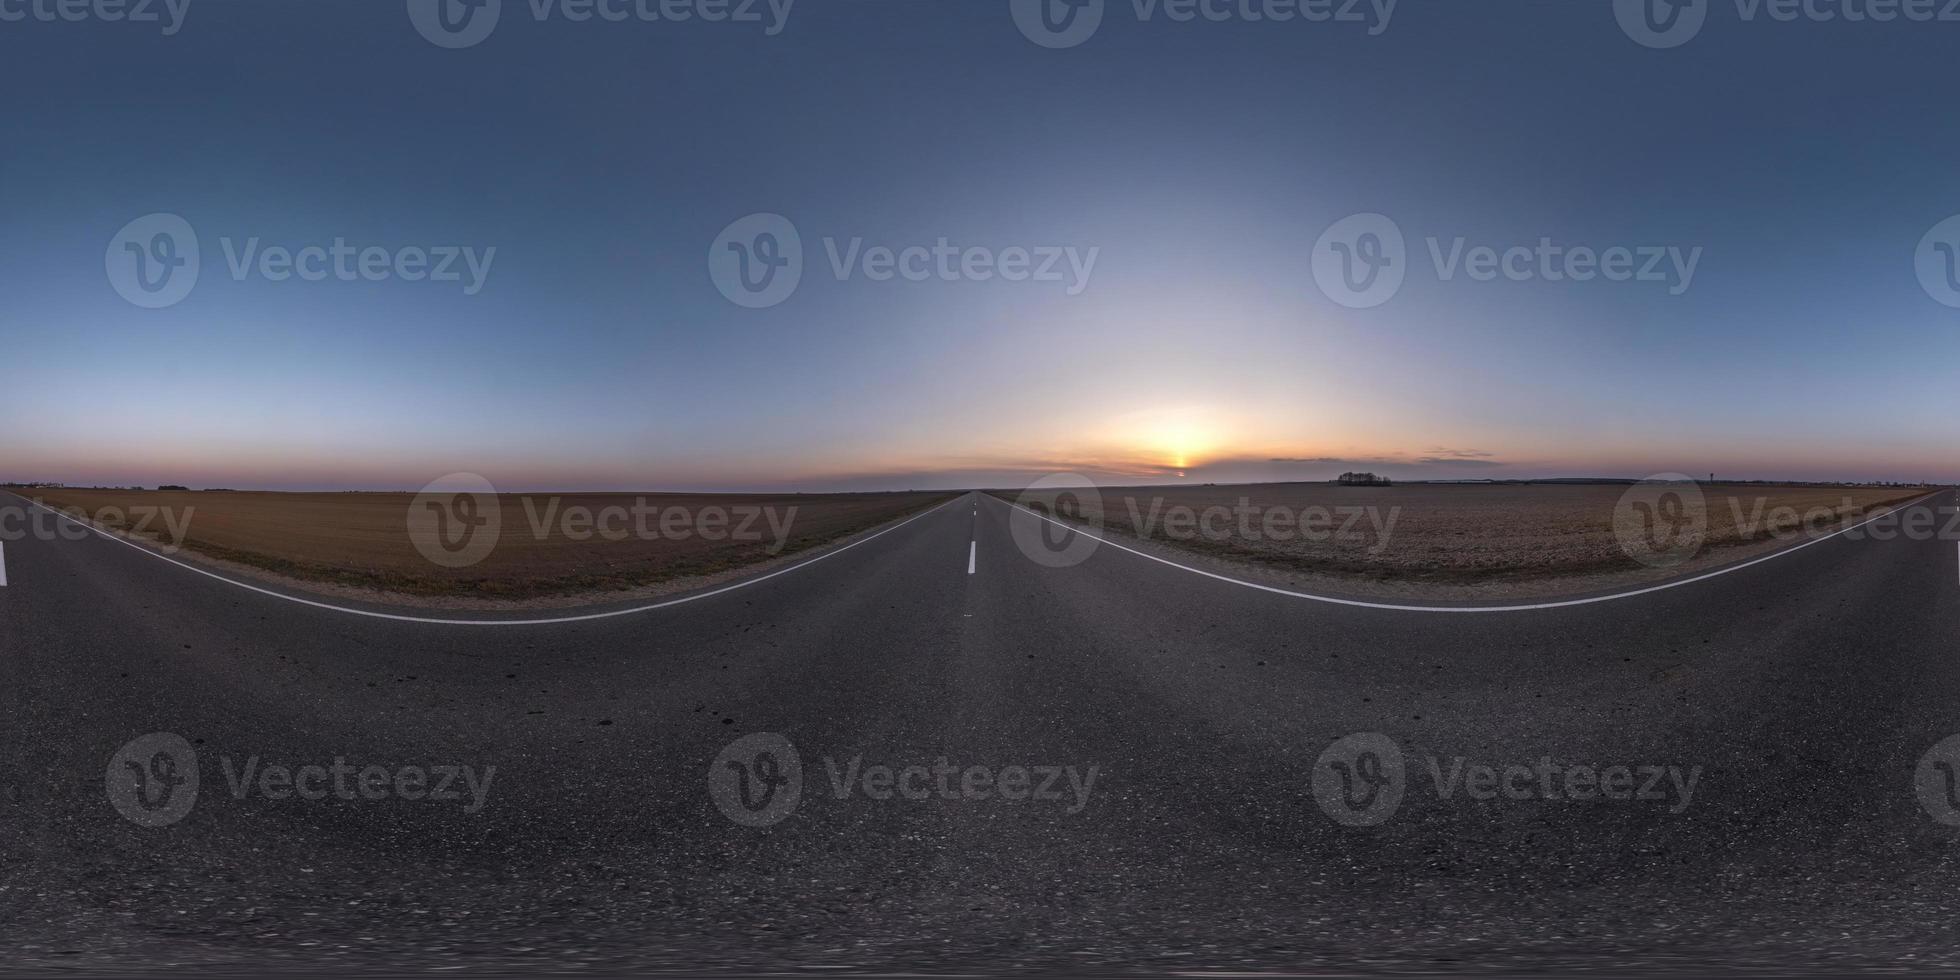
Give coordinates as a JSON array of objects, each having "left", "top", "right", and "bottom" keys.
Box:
[{"left": 22, "top": 488, "right": 956, "bottom": 601}]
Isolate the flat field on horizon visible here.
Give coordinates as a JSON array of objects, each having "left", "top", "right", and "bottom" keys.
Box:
[
  {"left": 997, "top": 482, "right": 1931, "bottom": 599},
  {"left": 18, "top": 488, "right": 956, "bottom": 602}
]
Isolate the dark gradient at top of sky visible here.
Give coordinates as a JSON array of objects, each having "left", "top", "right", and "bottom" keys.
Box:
[{"left": 2, "top": 0, "right": 1955, "bottom": 491}]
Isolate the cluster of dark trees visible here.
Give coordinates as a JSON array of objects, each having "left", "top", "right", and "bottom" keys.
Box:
[{"left": 1336, "top": 472, "right": 1392, "bottom": 486}]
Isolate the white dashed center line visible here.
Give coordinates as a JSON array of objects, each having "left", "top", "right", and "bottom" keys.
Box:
[
  {"left": 0, "top": 540, "right": 7, "bottom": 587},
  {"left": 968, "top": 540, "right": 977, "bottom": 575}
]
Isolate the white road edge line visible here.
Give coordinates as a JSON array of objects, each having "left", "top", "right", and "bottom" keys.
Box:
[
  {"left": 8, "top": 492, "right": 960, "bottom": 627},
  {"left": 998, "top": 492, "right": 1940, "bottom": 614},
  {"left": 968, "top": 540, "right": 977, "bottom": 575}
]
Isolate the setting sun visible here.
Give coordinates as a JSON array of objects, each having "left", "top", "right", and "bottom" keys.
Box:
[{"left": 1126, "top": 411, "right": 1226, "bottom": 474}]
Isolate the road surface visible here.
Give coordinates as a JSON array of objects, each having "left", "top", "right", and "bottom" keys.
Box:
[{"left": 5, "top": 489, "right": 1960, "bottom": 973}]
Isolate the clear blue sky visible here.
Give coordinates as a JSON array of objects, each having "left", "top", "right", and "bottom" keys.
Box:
[{"left": 3, "top": 0, "right": 1955, "bottom": 490}]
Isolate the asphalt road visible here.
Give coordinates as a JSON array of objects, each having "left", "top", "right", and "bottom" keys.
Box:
[{"left": 6, "top": 488, "right": 1960, "bottom": 974}]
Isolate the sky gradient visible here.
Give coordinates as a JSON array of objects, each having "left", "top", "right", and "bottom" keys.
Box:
[{"left": 3, "top": 0, "right": 1956, "bottom": 491}]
